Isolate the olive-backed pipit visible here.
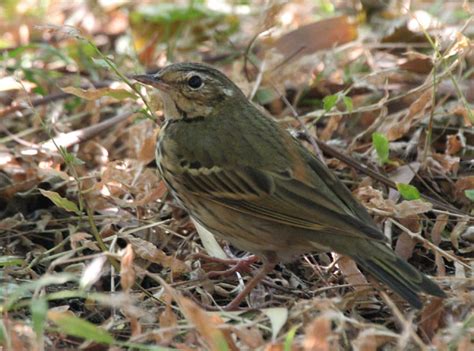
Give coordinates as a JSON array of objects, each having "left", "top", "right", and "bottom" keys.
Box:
[{"left": 133, "top": 63, "right": 445, "bottom": 310}]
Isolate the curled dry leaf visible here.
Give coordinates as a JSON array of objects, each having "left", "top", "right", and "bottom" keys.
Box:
[
  {"left": 231, "top": 326, "right": 264, "bottom": 349},
  {"left": 385, "top": 88, "right": 432, "bottom": 141},
  {"left": 334, "top": 254, "right": 368, "bottom": 292},
  {"left": 454, "top": 176, "right": 474, "bottom": 202},
  {"left": 61, "top": 86, "right": 137, "bottom": 101},
  {"left": 351, "top": 328, "right": 397, "bottom": 351},
  {"left": 355, "top": 186, "right": 432, "bottom": 218},
  {"left": 419, "top": 298, "right": 445, "bottom": 341},
  {"left": 431, "top": 214, "right": 449, "bottom": 276},
  {"left": 158, "top": 299, "right": 178, "bottom": 345},
  {"left": 126, "top": 236, "right": 188, "bottom": 276},
  {"left": 126, "top": 120, "right": 159, "bottom": 163},
  {"left": 120, "top": 244, "right": 136, "bottom": 292},
  {"left": 177, "top": 296, "right": 236, "bottom": 351},
  {"left": 395, "top": 233, "right": 416, "bottom": 260},
  {"left": 430, "top": 153, "right": 460, "bottom": 175},
  {"left": 70, "top": 232, "right": 99, "bottom": 251},
  {"left": 446, "top": 134, "right": 464, "bottom": 155}
]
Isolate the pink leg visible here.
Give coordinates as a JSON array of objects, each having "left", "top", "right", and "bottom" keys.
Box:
[{"left": 191, "top": 253, "right": 259, "bottom": 278}]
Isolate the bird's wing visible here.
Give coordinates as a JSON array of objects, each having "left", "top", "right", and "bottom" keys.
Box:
[{"left": 178, "top": 160, "right": 386, "bottom": 242}]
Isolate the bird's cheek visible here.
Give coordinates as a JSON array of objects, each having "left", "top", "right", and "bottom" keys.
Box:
[{"left": 159, "top": 92, "right": 181, "bottom": 120}]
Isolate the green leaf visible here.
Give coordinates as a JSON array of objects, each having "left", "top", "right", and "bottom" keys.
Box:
[
  {"left": 0, "top": 256, "right": 24, "bottom": 267},
  {"left": 397, "top": 183, "right": 421, "bottom": 200},
  {"left": 284, "top": 325, "right": 299, "bottom": 351},
  {"left": 323, "top": 94, "right": 338, "bottom": 112},
  {"left": 39, "top": 190, "right": 81, "bottom": 215},
  {"left": 342, "top": 96, "right": 353, "bottom": 112},
  {"left": 59, "top": 146, "right": 85, "bottom": 165},
  {"left": 464, "top": 189, "right": 474, "bottom": 202},
  {"left": 31, "top": 298, "right": 48, "bottom": 339},
  {"left": 48, "top": 311, "right": 115, "bottom": 344},
  {"left": 372, "top": 132, "right": 390, "bottom": 165},
  {"left": 0, "top": 320, "right": 6, "bottom": 345}
]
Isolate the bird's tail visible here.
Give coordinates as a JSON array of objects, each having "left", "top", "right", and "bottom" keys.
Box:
[{"left": 353, "top": 242, "right": 446, "bottom": 309}]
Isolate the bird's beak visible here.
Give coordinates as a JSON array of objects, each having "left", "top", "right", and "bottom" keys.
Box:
[{"left": 132, "top": 74, "right": 170, "bottom": 91}]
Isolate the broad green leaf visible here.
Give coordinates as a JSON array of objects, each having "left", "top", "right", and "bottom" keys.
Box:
[
  {"left": 39, "top": 190, "right": 81, "bottom": 215},
  {"left": 397, "top": 183, "right": 421, "bottom": 200},
  {"left": 48, "top": 311, "right": 115, "bottom": 344},
  {"left": 372, "top": 132, "right": 390, "bottom": 165},
  {"left": 323, "top": 94, "right": 338, "bottom": 112},
  {"left": 464, "top": 189, "right": 474, "bottom": 202}
]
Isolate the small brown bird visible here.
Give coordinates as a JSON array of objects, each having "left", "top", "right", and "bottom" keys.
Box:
[{"left": 133, "top": 62, "right": 446, "bottom": 310}]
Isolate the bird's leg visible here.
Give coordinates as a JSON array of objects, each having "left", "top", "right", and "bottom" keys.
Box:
[
  {"left": 191, "top": 252, "right": 259, "bottom": 278},
  {"left": 224, "top": 257, "right": 278, "bottom": 311}
]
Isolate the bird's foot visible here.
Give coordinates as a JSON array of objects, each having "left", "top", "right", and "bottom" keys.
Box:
[{"left": 191, "top": 253, "right": 259, "bottom": 278}]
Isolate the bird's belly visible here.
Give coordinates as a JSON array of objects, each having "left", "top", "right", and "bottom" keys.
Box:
[{"left": 185, "top": 195, "right": 315, "bottom": 261}]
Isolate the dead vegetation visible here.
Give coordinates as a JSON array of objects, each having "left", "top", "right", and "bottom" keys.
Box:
[{"left": 0, "top": 1, "right": 473, "bottom": 350}]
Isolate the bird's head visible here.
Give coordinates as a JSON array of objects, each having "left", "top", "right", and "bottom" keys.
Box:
[{"left": 133, "top": 62, "right": 245, "bottom": 120}]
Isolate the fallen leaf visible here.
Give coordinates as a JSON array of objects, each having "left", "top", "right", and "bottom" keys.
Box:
[
  {"left": 61, "top": 86, "right": 137, "bottom": 101},
  {"left": 126, "top": 236, "right": 189, "bottom": 275},
  {"left": 303, "top": 316, "right": 333, "bottom": 351},
  {"left": 262, "top": 307, "right": 288, "bottom": 341},
  {"left": 266, "top": 16, "right": 357, "bottom": 62},
  {"left": 120, "top": 244, "right": 135, "bottom": 292},
  {"left": 419, "top": 298, "right": 445, "bottom": 340}
]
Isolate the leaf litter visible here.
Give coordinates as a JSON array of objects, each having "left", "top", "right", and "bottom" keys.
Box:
[{"left": 0, "top": 1, "right": 473, "bottom": 350}]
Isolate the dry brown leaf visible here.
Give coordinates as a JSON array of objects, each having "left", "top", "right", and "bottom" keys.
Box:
[
  {"left": 451, "top": 105, "right": 473, "bottom": 127},
  {"left": 159, "top": 296, "right": 178, "bottom": 344},
  {"left": 430, "top": 153, "right": 460, "bottom": 175},
  {"left": 386, "top": 88, "right": 432, "bottom": 141},
  {"left": 355, "top": 186, "right": 432, "bottom": 218},
  {"left": 399, "top": 54, "right": 433, "bottom": 74},
  {"left": 431, "top": 214, "right": 448, "bottom": 276},
  {"left": 178, "top": 297, "right": 234, "bottom": 351},
  {"left": 120, "top": 244, "right": 136, "bottom": 292},
  {"left": 61, "top": 86, "right": 136, "bottom": 101},
  {"left": 303, "top": 316, "right": 334, "bottom": 351},
  {"left": 395, "top": 232, "right": 416, "bottom": 260},
  {"left": 126, "top": 120, "right": 159, "bottom": 163},
  {"left": 351, "top": 329, "right": 395, "bottom": 351},
  {"left": 266, "top": 16, "right": 357, "bottom": 61},
  {"left": 454, "top": 176, "right": 474, "bottom": 202},
  {"left": 232, "top": 326, "right": 264, "bottom": 349},
  {"left": 450, "top": 219, "right": 469, "bottom": 251},
  {"left": 419, "top": 298, "right": 445, "bottom": 340},
  {"left": 446, "top": 134, "right": 464, "bottom": 155},
  {"left": 336, "top": 254, "right": 368, "bottom": 292},
  {"left": 394, "top": 200, "right": 432, "bottom": 218},
  {"left": 320, "top": 115, "right": 343, "bottom": 141},
  {"left": 70, "top": 232, "right": 98, "bottom": 251},
  {"left": 126, "top": 236, "right": 189, "bottom": 276}
]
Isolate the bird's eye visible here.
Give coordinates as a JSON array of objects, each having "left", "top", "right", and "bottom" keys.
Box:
[{"left": 187, "top": 75, "right": 203, "bottom": 89}]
